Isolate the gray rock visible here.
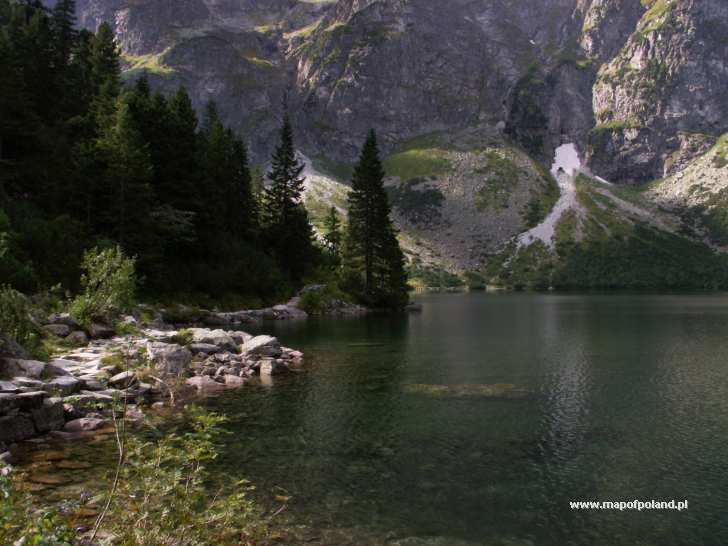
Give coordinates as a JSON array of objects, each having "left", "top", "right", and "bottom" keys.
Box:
[
  {"left": 0, "top": 381, "right": 20, "bottom": 394},
  {"left": 109, "top": 371, "right": 136, "bottom": 388},
  {"left": 66, "top": 330, "right": 89, "bottom": 344},
  {"left": 223, "top": 375, "right": 246, "bottom": 387},
  {"left": 259, "top": 359, "right": 289, "bottom": 376},
  {"left": 185, "top": 376, "right": 226, "bottom": 392},
  {"left": 64, "top": 418, "right": 106, "bottom": 432},
  {"left": 0, "top": 393, "right": 18, "bottom": 414},
  {"left": 241, "top": 335, "right": 282, "bottom": 358},
  {"left": 44, "top": 376, "right": 81, "bottom": 397},
  {"left": 0, "top": 334, "right": 30, "bottom": 360},
  {"left": 78, "top": 375, "right": 105, "bottom": 391},
  {"left": 13, "top": 377, "right": 45, "bottom": 390},
  {"left": 187, "top": 328, "right": 238, "bottom": 352},
  {"left": 146, "top": 342, "right": 192, "bottom": 375},
  {"left": 88, "top": 323, "right": 115, "bottom": 339},
  {"left": 15, "top": 391, "right": 46, "bottom": 410},
  {"left": 42, "top": 324, "right": 72, "bottom": 337},
  {"left": 0, "top": 414, "right": 35, "bottom": 443},
  {"left": 31, "top": 398, "right": 65, "bottom": 433},
  {"left": 0, "top": 359, "right": 46, "bottom": 379},
  {"left": 188, "top": 343, "right": 221, "bottom": 356},
  {"left": 47, "top": 312, "right": 80, "bottom": 328},
  {"left": 226, "top": 330, "right": 253, "bottom": 345},
  {"left": 45, "top": 361, "right": 72, "bottom": 377}
]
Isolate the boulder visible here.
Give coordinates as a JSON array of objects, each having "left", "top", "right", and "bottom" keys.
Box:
[
  {"left": 188, "top": 343, "right": 221, "bottom": 356},
  {"left": 64, "top": 418, "right": 106, "bottom": 432},
  {"left": 0, "top": 414, "right": 35, "bottom": 443},
  {"left": 78, "top": 375, "right": 104, "bottom": 391},
  {"left": 13, "top": 377, "right": 45, "bottom": 389},
  {"left": 45, "top": 361, "right": 72, "bottom": 377},
  {"left": 272, "top": 304, "right": 308, "bottom": 320},
  {"left": 224, "top": 375, "right": 246, "bottom": 387},
  {"left": 44, "top": 376, "right": 81, "bottom": 397},
  {"left": 0, "top": 393, "right": 18, "bottom": 414},
  {"left": 109, "top": 371, "right": 136, "bottom": 388},
  {"left": 259, "top": 359, "right": 289, "bottom": 376},
  {"left": 42, "top": 324, "right": 72, "bottom": 337},
  {"left": 88, "top": 323, "right": 115, "bottom": 339},
  {"left": 47, "top": 313, "right": 80, "bottom": 328},
  {"left": 31, "top": 398, "right": 65, "bottom": 433},
  {"left": 241, "top": 335, "right": 282, "bottom": 358},
  {"left": 227, "top": 331, "right": 253, "bottom": 345},
  {"left": 0, "top": 381, "right": 19, "bottom": 394},
  {"left": 0, "top": 334, "right": 30, "bottom": 360},
  {"left": 0, "top": 359, "right": 46, "bottom": 379},
  {"left": 187, "top": 329, "right": 238, "bottom": 352},
  {"left": 65, "top": 331, "right": 89, "bottom": 344},
  {"left": 185, "top": 376, "right": 226, "bottom": 392},
  {"left": 146, "top": 342, "right": 192, "bottom": 375},
  {"left": 15, "top": 391, "right": 46, "bottom": 410}
]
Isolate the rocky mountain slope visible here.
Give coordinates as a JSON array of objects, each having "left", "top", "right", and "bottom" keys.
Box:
[{"left": 45, "top": 0, "right": 728, "bottom": 283}]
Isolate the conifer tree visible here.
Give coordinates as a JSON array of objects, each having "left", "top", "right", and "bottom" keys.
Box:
[
  {"left": 342, "top": 130, "right": 408, "bottom": 308},
  {"left": 263, "top": 115, "right": 316, "bottom": 282},
  {"left": 323, "top": 206, "right": 343, "bottom": 260}
]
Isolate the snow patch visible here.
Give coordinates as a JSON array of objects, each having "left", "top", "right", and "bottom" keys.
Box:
[{"left": 518, "top": 143, "right": 581, "bottom": 248}]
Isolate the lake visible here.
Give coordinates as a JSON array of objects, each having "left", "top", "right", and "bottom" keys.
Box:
[
  {"left": 16, "top": 293, "right": 728, "bottom": 545},
  {"left": 210, "top": 292, "right": 728, "bottom": 545}
]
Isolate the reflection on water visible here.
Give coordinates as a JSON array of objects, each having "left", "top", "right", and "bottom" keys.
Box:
[{"left": 18, "top": 293, "right": 728, "bottom": 544}]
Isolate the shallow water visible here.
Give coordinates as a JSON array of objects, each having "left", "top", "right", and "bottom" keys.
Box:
[{"left": 17, "top": 293, "right": 728, "bottom": 544}]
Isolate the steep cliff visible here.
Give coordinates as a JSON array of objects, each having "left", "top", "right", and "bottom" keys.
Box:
[{"left": 588, "top": 0, "right": 728, "bottom": 182}]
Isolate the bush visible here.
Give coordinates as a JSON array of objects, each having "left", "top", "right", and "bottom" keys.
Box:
[
  {"left": 70, "top": 246, "right": 137, "bottom": 326},
  {"left": 108, "top": 407, "right": 266, "bottom": 545},
  {"left": 0, "top": 285, "right": 44, "bottom": 357}
]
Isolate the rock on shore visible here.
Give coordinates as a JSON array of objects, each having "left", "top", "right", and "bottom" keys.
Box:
[{"left": 0, "top": 320, "right": 304, "bottom": 457}]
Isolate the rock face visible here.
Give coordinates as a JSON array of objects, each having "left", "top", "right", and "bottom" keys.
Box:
[{"left": 588, "top": 0, "right": 728, "bottom": 182}]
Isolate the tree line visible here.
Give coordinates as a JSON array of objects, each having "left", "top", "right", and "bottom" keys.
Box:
[{"left": 0, "top": 0, "right": 408, "bottom": 309}]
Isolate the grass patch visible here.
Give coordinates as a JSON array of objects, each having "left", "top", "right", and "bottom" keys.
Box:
[{"left": 384, "top": 148, "right": 452, "bottom": 181}]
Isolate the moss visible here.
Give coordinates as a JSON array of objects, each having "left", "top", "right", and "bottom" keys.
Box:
[
  {"left": 712, "top": 133, "right": 728, "bottom": 169},
  {"left": 383, "top": 148, "right": 452, "bottom": 181},
  {"left": 122, "top": 51, "right": 176, "bottom": 76}
]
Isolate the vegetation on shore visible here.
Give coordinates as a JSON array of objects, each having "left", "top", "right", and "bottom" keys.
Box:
[{"left": 0, "top": 0, "right": 408, "bottom": 310}]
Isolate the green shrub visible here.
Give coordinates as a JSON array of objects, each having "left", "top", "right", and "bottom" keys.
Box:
[
  {"left": 70, "top": 246, "right": 137, "bottom": 326},
  {"left": 109, "top": 408, "right": 266, "bottom": 544},
  {"left": 0, "top": 285, "right": 44, "bottom": 357}
]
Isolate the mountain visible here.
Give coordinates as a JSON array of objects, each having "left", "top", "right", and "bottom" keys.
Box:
[{"left": 52, "top": 0, "right": 728, "bottom": 285}]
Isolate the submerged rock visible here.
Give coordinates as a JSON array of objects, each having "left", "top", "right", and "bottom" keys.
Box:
[{"left": 404, "top": 383, "right": 534, "bottom": 400}]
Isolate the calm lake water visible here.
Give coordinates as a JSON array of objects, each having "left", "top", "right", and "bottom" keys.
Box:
[
  {"left": 16, "top": 293, "right": 728, "bottom": 545},
  {"left": 210, "top": 292, "right": 728, "bottom": 545}
]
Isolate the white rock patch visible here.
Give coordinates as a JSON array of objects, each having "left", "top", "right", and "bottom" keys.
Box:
[{"left": 518, "top": 143, "right": 581, "bottom": 248}]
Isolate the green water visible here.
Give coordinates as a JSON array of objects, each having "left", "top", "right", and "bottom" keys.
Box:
[
  {"left": 210, "top": 293, "right": 728, "bottom": 545},
  {"left": 16, "top": 293, "right": 728, "bottom": 544}
]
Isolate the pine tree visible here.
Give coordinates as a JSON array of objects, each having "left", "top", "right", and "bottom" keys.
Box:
[
  {"left": 50, "top": 0, "right": 77, "bottom": 70},
  {"left": 342, "top": 130, "right": 408, "bottom": 308},
  {"left": 262, "top": 115, "right": 316, "bottom": 282},
  {"left": 323, "top": 206, "right": 343, "bottom": 260}
]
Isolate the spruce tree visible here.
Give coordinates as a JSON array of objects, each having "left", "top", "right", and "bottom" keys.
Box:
[
  {"left": 323, "top": 206, "right": 343, "bottom": 260},
  {"left": 263, "top": 115, "right": 316, "bottom": 282},
  {"left": 342, "top": 130, "right": 408, "bottom": 308}
]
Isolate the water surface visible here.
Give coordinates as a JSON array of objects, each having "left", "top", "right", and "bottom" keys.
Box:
[{"left": 211, "top": 292, "right": 728, "bottom": 545}]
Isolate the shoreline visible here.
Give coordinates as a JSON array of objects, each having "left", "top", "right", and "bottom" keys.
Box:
[{"left": 0, "top": 312, "right": 307, "bottom": 463}]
